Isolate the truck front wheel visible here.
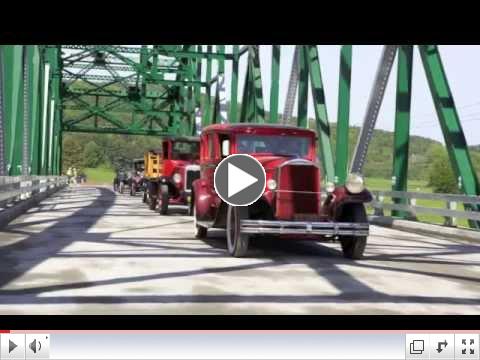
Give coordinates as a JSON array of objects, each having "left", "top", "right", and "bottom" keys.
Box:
[
  {"left": 160, "top": 184, "right": 169, "bottom": 215},
  {"left": 226, "top": 206, "right": 249, "bottom": 257},
  {"left": 339, "top": 204, "right": 367, "bottom": 260}
]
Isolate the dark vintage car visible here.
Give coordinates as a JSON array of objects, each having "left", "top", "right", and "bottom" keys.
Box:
[
  {"left": 113, "top": 170, "right": 129, "bottom": 194},
  {"left": 129, "top": 158, "right": 145, "bottom": 196},
  {"left": 143, "top": 136, "right": 200, "bottom": 215},
  {"left": 191, "top": 124, "right": 372, "bottom": 259}
]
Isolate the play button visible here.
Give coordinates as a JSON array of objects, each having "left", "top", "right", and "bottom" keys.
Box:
[
  {"left": 9, "top": 340, "right": 17, "bottom": 353},
  {"left": 1, "top": 334, "right": 25, "bottom": 359},
  {"left": 214, "top": 154, "right": 266, "bottom": 206}
]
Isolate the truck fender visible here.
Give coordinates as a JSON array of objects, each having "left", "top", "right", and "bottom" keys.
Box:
[
  {"left": 323, "top": 187, "right": 372, "bottom": 220},
  {"left": 192, "top": 178, "right": 212, "bottom": 221}
]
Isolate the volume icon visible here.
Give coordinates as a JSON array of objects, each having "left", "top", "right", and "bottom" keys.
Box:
[{"left": 29, "top": 339, "right": 41, "bottom": 354}]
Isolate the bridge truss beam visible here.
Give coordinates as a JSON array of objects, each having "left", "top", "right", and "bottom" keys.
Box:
[{"left": 0, "top": 44, "right": 478, "bottom": 229}]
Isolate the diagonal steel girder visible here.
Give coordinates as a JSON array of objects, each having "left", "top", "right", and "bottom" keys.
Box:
[{"left": 350, "top": 45, "right": 398, "bottom": 174}]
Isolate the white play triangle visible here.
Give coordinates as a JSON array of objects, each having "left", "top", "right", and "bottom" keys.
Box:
[{"left": 228, "top": 162, "right": 258, "bottom": 197}]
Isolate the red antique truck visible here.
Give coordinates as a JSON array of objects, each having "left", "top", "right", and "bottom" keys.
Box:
[
  {"left": 191, "top": 124, "right": 371, "bottom": 259},
  {"left": 144, "top": 136, "right": 200, "bottom": 215}
]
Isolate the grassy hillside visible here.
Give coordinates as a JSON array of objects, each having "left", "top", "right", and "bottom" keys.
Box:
[{"left": 84, "top": 167, "right": 115, "bottom": 185}]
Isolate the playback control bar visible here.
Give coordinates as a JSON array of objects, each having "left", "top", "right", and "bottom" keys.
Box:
[{"left": 0, "top": 332, "right": 479, "bottom": 360}]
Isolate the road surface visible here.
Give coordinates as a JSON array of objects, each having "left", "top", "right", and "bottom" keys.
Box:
[{"left": 0, "top": 186, "right": 479, "bottom": 314}]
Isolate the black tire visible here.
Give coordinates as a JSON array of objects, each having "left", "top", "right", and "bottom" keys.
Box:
[
  {"left": 149, "top": 197, "right": 157, "bottom": 210},
  {"left": 339, "top": 204, "right": 368, "bottom": 260},
  {"left": 159, "top": 184, "right": 169, "bottom": 215},
  {"left": 226, "top": 206, "right": 249, "bottom": 257},
  {"left": 187, "top": 199, "right": 194, "bottom": 216},
  {"left": 148, "top": 182, "right": 158, "bottom": 210},
  {"left": 193, "top": 203, "right": 207, "bottom": 238},
  {"left": 142, "top": 191, "right": 147, "bottom": 203},
  {"left": 130, "top": 184, "right": 136, "bottom": 196}
]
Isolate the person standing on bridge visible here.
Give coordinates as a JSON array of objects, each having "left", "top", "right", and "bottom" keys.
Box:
[
  {"left": 67, "top": 167, "right": 73, "bottom": 185},
  {"left": 72, "top": 168, "right": 78, "bottom": 185}
]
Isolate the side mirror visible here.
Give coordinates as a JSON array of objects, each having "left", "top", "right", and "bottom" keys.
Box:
[{"left": 221, "top": 139, "right": 230, "bottom": 157}]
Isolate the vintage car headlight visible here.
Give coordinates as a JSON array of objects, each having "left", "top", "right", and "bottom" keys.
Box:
[
  {"left": 325, "top": 181, "right": 335, "bottom": 193},
  {"left": 267, "top": 179, "right": 277, "bottom": 190},
  {"left": 173, "top": 173, "right": 182, "bottom": 184},
  {"left": 345, "top": 173, "right": 365, "bottom": 194}
]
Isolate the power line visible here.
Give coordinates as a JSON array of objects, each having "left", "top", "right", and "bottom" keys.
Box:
[
  {"left": 417, "top": 100, "right": 480, "bottom": 118},
  {"left": 412, "top": 117, "right": 480, "bottom": 129}
]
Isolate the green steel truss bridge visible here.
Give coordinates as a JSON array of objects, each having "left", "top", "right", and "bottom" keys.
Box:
[
  {"left": 2, "top": 45, "right": 480, "bottom": 315},
  {"left": 0, "top": 45, "right": 479, "bottom": 226}
]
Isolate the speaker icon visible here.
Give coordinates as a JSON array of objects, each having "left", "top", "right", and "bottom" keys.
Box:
[{"left": 29, "top": 339, "right": 42, "bottom": 354}]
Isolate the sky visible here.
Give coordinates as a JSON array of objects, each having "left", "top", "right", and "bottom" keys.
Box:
[{"left": 211, "top": 45, "right": 480, "bottom": 146}]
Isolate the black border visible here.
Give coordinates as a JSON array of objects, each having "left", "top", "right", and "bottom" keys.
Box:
[
  {"left": 2, "top": 16, "right": 480, "bottom": 331},
  {"left": 1, "top": 316, "right": 479, "bottom": 330}
]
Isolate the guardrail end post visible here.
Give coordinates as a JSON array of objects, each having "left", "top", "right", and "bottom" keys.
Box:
[
  {"left": 374, "top": 193, "right": 385, "bottom": 217},
  {"left": 444, "top": 200, "right": 458, "bottom": 227},
  {"left": 405, "top": 197, "right": 418, "bottom": 221}
]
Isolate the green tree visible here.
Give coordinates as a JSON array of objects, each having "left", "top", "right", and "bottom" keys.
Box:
[
  {"left": 62, "top": 136, "right": 85, "bottom": 171},
  {"left": 83, "top": 141, "right": 105, "bottom": 168},
  {"left": 427, "top": 146, "right": 458, "bottom": 193}
]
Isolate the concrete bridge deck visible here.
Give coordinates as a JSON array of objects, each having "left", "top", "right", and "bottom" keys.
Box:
[{"left": 0, "top": 185, "right": 479, "bottom": 314}]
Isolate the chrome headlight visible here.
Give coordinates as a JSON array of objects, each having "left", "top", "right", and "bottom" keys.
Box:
[
  {"left": 173, "top": 173, "right": 182, "bottom": 184},
  {"left": 325, "top": 181, "right": 335, "bottom": 193},
  {"left": 345, "top": 173, "right": 365, "bottom": 194},
  {"left": 267, "top": 179, "right": 277, "bottom": 190}
]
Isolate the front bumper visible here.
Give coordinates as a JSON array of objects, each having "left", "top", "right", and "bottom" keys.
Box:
[{"left": 240, "top": 220, "right": 369, "bottom": 236}]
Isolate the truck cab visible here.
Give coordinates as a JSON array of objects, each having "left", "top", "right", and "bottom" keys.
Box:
[
  {"left": 192, "top": 124, "right": 372, "bottom": 259},
  {"left": 144, "top": 136, "right": 200, "bottom": 215}
]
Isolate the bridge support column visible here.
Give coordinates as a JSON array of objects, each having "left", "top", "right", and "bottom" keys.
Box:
[
  {"left": 229, "top": 45, "right": 239, "bottom": 123},
  {"left": 240, "top": 46, "right": 265, "bottom": 124},
  {"left": 392, "top": 45, "right": 413, "bottom": 218},
  {"left": 268, "top": 45, "right": 280, "bottom": 124},
  {"left": 305, "top": 45, "right": 335, "bottom": 183},
  {"left": 0, "top": 47, "right": 5, "bottom": 176},
  {"left": 419, "top": 45, "right": 480, "bottom": 229},
  {"left": 27, "top": 46, "right": 42, "bottom": 176},
  {"left": 334, "top": 45, "right": 352, "bottom": 185},
  {"left": 2, "top": 46, "right": 25, "bottom": 176},
  {"left": 297, "top": 45, "right": 309, "bottom": 128},
  {"left": 202, "top": 45, "right": 212, "bottom": 128}
]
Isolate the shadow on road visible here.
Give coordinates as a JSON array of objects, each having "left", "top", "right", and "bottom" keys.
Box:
[{"left": 0, "top": 186, "right": 478, "bottom": 309}]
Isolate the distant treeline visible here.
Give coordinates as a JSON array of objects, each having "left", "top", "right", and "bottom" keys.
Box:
[{"left": 63, "top": 125, "right": 479, "bottom": 177}]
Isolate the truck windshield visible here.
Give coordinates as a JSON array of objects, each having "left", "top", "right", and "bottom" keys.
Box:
[
  {"left": 134, "top": 161, "right": 144, "bottom": 172},
  {"left": 236, "top": 135, "right": 311, "bottom": 158},
  {"left": 171, "top": 141, "right": 200, "bottom": 160}
]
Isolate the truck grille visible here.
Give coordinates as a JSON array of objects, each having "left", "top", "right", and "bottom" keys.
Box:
[
  {"left": 185, "top": 165, "right": 200, "bottom": 191},
  {"left": 275, "top": 160, "right": 321, "bottom": 220}
]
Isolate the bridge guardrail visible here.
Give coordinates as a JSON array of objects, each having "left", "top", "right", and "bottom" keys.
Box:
[
  {"left": 369, "top": 190, "right": 480, "bottom": 227},
  {"left": 0, "top": 176, "right": 68, "bottom": 210}
]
